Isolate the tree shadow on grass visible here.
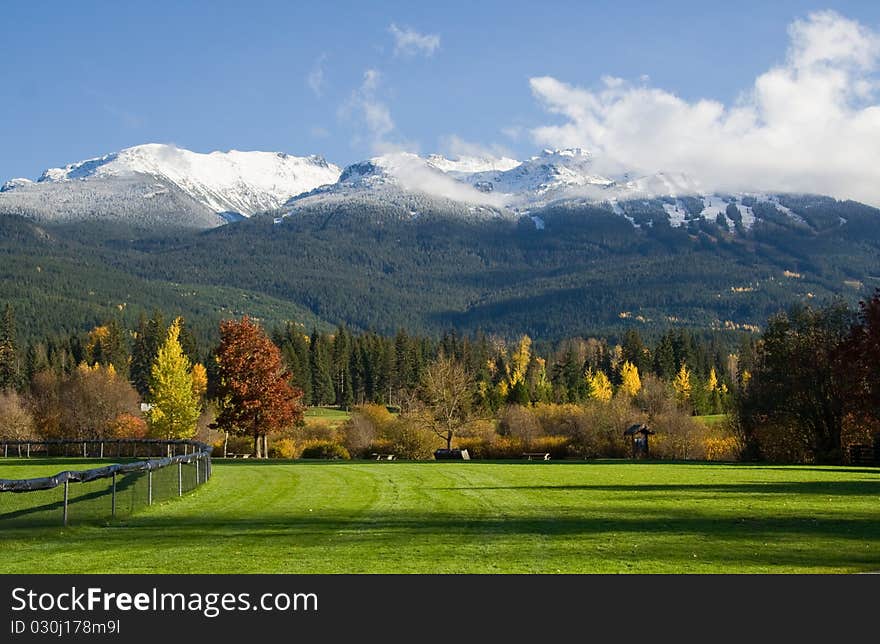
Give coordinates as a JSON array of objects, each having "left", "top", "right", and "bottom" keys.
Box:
[
  {"left": 74, "top": 509, "right": 880, "bottom": 571},
  {"left": 428, "top": 480, "right": 880, "bottom": 496}
]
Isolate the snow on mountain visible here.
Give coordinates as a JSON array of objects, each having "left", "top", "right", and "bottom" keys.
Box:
[
  {"left": 298, "top": 152, "right": 509, "bottom": 209},
  {"left": 0, "top": 178, "right": 33, "bottom": 192},
  {"left": 34, "top": 143, "right": 341, "bottom": 216},
  {"left": 616, "top": 171, "right": 704, "bottom": 200},
  {"left": 425, "top": 153, "right": 521, "bottom": 175},
  {"left": 1, "top": 142, "right": 837, "bottom": 232},
  {"left": 462, "top": 148, "right": 615, "bottom": 205}
]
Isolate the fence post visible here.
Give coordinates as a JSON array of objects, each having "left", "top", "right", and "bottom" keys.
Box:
[
  {"left": 17, "top": 443, "right": 22, "bottom": 458},
  {"left": 63, "top": 480, "right": 69, "bottom": 527},
  {"left": 148, "top": 470, "right": 153, "bottom": 506},
  {"left": 178, "top": 461, "right": 183, "bottom": 497},
  {"left": 111, "top": 473, "right": 117, "bottom": 518},
  {"left": 3, "top": 443, "right": 6, "bottom": 458},
  {"left": 26, "top": 442, "right": 30, "bottom": 459},
  {"left": 195, "top": 457, "right": 200, "bottom": 486},
  {"left": 100, "top": 442, "right": 104, "bottom": 459}
]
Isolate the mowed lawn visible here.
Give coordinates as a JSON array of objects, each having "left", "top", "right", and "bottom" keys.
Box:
[{"left": 1, "top": 460, "right": 879, "bottom": 573}]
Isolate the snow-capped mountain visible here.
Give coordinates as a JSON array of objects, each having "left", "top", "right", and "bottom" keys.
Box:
[
  {"left": 0, "top": 144, "right": 341, "bottom": 227},
  {"left": 286, "top": 147, "right": 712, "bottom": 216},
  {"left": 281, "top": 147, "right": 785, "bottom": 233},
  {"left": 0, "top": 143, "right": 859, "bottom": 233}
]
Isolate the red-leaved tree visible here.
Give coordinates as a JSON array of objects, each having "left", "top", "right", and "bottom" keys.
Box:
[{"left": 215, "top": 317, "right": 303, "bottom": 457}]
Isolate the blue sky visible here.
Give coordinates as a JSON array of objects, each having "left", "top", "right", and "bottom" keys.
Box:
[{"left": 2, "top": 0, "right": 879, "bottom": 200}]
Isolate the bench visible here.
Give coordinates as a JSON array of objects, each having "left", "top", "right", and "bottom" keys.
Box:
[
  {"left": 226, "top": 453, "right": 251, "bottom": 459},
  {"left": 523, "top": 452, "right": 551, "bottom": 461},
  {"left": 371, "top": 453, "right": 396, "bottom": 461}
]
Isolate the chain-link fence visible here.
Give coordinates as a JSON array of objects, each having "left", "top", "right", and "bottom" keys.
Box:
[{"left": 0, "top": 440, "right": 211, "bottom": 528}]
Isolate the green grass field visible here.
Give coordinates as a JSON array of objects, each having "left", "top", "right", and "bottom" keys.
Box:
[
  {"left": 303, "top": 406, "right": 352, "bottom": 429},
  {"left": 1, "top": 459, "right": 134, "bottom": 478},
  {"left": 695, "top": 414, "right": 728, "bottom": 426},
  {"left": 1, "top": 459, "right": 878, "bottom": 573}
]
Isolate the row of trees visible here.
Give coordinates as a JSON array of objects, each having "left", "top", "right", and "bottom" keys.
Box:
[
  {"left": 274, "top": 324, "right": 738, "bottom": 415},
  {"left": 735, "top": 291, "right": 880, "bottom": 463},
  {"left": 2, "top": 303, "right": 740, "bottom": 421},
  {"left": 2, "top": 290, "right": 878, "bottom": 464},
  {"left": 0, "top": 310, "right": 302, "bottom": 459}
]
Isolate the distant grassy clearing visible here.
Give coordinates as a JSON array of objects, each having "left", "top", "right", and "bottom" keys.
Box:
[
  {"left": 2, "top": 461, "right": 877, "bottom": 574},
  {"left": 695, "top": 414, "right": 728, "bottom": 426},
  {"left": 303, "top": 406, "right": 351, "bottom": 428}
]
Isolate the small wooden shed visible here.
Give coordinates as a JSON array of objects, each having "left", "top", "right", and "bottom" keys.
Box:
[{"left": 624, "top": 423, "right": 655, "bottom": 459}]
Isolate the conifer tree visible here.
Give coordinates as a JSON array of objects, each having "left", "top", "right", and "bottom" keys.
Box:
[
  {"left": 280, "top": 326, "right": 312, "bottom": 406},
  {"left": 131, "top": 311, "right": 165, "bottom": 398},
  {"left": 0, "top": 304, "right": 20, "bottom": 391}
]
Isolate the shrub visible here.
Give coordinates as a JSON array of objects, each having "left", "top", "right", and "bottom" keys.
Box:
[
  {"left": 109, "top": 413, "right": 148, "bottom": 439},
  {"left": 531, "top": 403, "right": 582, "bottom": 436},
  {"left": 299, "top": 419, "right": 337, "bottom": 442},
  {"left": 528, "top": 435, "right": 571, "bottom": 459},
  {"left": 381, "top": 417, "right": 437, "bottom": 460},
  {"left": 704, "top": 436, "right": 740, "bottom": 461},
  {"left": 569, "top": 397, "right": 642, "bottom": 458},
  {"left": 299, "top": 440, "right": 350, "bottom": 460},
  {"left": 498, "top": 405, "right": 541, "bottom": 444},
  {"left": 340, "top": 414, "right": 376, "bottom": 458},
  {"left": 270, "top": 437, "right": 299, "bottom": 459},
  {"left": 0, "top": 390, "right": 37, "bottom": 441},
  {"left": 648, "top": 413, "right": 708, "bottom": 460}
]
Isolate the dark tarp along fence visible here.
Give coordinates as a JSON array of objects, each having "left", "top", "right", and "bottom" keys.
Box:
[{"left": 0, "top": 439, "right": 211, "bottom": 527}]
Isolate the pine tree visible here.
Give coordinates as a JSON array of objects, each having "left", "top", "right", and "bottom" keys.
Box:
[
  {"left": 331, "top": 325, "right": 353, "bottom": 408},
  {"left": 86, "top": 319, "right": 129, "bottom": 377},
  {"left": 148, "top": 318, "right": 201, "bottom": 440},
  {"left": 653, "top": 332, "right": 677, "bottom": 380},
  {"left": 0, "top": 304, "right": 21, "bottom": 390},
  {"left": 280, "top": 326, "right": 312, "bottom": 406},
  {"left": 621, "top": 330, "right": 651, "bottom": 376},
  {"left": 131, "top": 311, "right": 165, "bottom": 397},
  {"left": 309, "top": 330, "right": 334, "bottom": 406}
]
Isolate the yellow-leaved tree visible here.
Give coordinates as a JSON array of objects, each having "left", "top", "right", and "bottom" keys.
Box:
[
  {"left": 509, "top": 335, "right": 531, "bottom": 387},
  {"left": 191, "top": 362, "right": 208, "bottom": 401},
  {"left": 619, "top": 361, "right": 641, "bottom": 397},
  {"left": 673, "top": 363, "right": 692, "bottom": 407},
  {"left": 148, "top": 318, "right": 201, "bottom": 440},
  {"left": 586, "top": 369, "right": 613, "bottom": 403}
]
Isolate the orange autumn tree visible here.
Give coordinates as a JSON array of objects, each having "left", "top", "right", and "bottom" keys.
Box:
[{"left": 215, "top": 316, "right": 303, "bottom": 458}]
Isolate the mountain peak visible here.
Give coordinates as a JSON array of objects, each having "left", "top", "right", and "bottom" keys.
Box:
[{"left": 24, "top": 143, "right": 342, "bottom": 218}]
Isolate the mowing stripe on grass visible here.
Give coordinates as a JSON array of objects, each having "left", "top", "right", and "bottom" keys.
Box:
[{"left": 1, "top": 461, "right": 878, "bottom": 573}]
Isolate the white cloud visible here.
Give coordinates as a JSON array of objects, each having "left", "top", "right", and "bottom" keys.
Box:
[
  {"left": 307, "top": 54, "right": 328, "bottom": 97},
  {"left": 528, "top": 11, "right": 880, "bottom": 205},
  {"left": 339, "top": 69, "right": 416, "bottom": 154},
  {"left": 389, "top": 23, "right": 440, "bottom": 57},
  {"left": 501, "top": 125, "right": 524, "bottom": 141},
  {"left": 440, "top": 134, "right": 514, "bottom": 160},
  {"left": 379, "top": 153, "right": 507, "bottom": 207}
]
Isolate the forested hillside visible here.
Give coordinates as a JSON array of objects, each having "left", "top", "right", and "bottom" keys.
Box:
[{"left": 1, "top": 193, "right": 878, "bottom": 344}]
